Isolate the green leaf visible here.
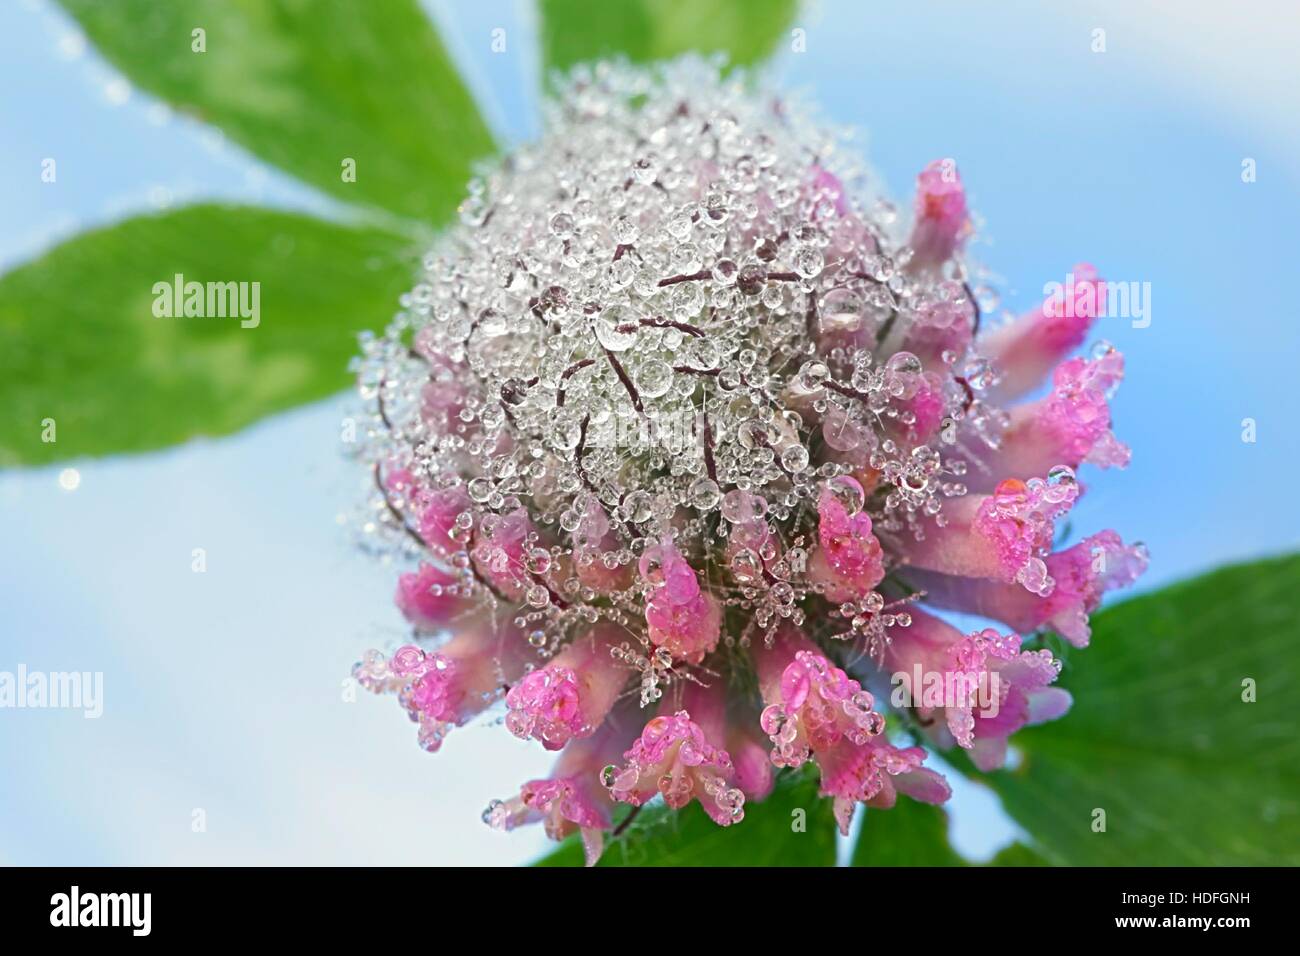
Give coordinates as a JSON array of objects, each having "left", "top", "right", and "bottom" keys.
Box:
[
  {"left": 0, "top": 205, "right": 416, "bottom": 465},
  {"left": 533, "top": 769, "right": 836, "bottom": 866},
  {"left": 539, "top": 0, "right": 799, "bottom": 75},
  {"left": 964, "top": 554, "right": 1300, "bottom": 865},
  {"left": 851, "top": 798, "right": 1050, "bottom": 866},
  {"left": 851, "top": 799, "right": 966, "bottom": 866},
  {"left": 56, "top": 0, "right": 494, "bottom": 223},
  {"left": 987, "top": 841, "right": 1051, "bottom": 866}
]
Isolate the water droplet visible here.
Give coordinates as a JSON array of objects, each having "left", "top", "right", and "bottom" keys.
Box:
[
  {"left": 820, "top": 287, "right": 864, "bottom": 330},
  {"left": 690, "top": 478, "right": 722, "bottom": 510},
  {"left": 827, "top": 475, "right": 865, "bottom": 515},
  {"left": 737, "top": 264, "right": 767, "bottom": 296},
  {"left": 780, "top": 443, "right": 810, "bottom": 472},
  {"left": 1046, "top": 464, "right": 1077, "bottom": 488},
  {"left": 593, "top": 305, "right": 639, "bottom": 351},
  {"left": 637, "top": 360, "right": 673, "bottom": 398},
  {"left": 731, "top": 549, "right": 762, "bottom": 581},
  {"left": 797, "top": 361, "right": 830, "bottom": 391},
  {"left": 712, "top": 258, "right": 738, "bottom": 284},
  {"left": 549, "top": 212, "right": 575, "bottom": 238},
  {"left": 621, "top": 491, "right": 653, "bottom": 523},
  {"left": 794, "top": 246, "right": 823, "bottom": 279}
]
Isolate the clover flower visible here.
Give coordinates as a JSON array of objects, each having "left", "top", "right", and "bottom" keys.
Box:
[{"left": 349, "top": 57, "right": 1146, "bottom": 861}]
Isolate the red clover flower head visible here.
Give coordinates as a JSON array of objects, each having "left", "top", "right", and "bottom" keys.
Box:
[{"left": 349, "top": 57, "right": 1146, "bottom": 862}]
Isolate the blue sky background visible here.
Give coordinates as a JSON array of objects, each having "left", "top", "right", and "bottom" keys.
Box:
[{"left": 2, "top": 0, "right": 1298, "bottom": 865}]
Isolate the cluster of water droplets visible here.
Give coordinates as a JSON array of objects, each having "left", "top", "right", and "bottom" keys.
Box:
[{"left": 350, "top": 56, "right": 1018, "bottom": 673}]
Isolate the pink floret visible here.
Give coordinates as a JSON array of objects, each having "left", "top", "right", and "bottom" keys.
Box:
[
  {"left": 606, "top": 711, "right": 746, "bottom": 826},
  {"left": 908, "top": 159, "right": 970, "bottom": 268},
  {"left": 973, "top": 472, "right": 1080, "bottom": 594},
  {"left": 418, "top": 485, "right": 471, "bottom": 555},
  {"left": 808, "top": 477, "right": 885, "bottom": 602},
  {"left": 504, "top": 667, "right": 588, "bottom": 750},
  {"left": 642, "top": 540, "right": 722, "bottom": 664},
  {"left": 503, "top": 630, "right": 627, "bottom": 751},
  {"left": 394, "top": 563, "right": 470, "bottom": 629}
]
